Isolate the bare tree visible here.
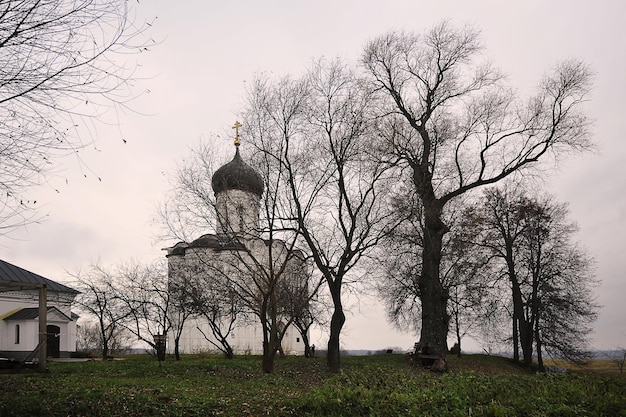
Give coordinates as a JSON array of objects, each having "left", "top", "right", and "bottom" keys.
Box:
[
  {"left": 158, "top": 140, "right": 220, "bottom": 243},
  {"left": 166, "top": 263, "right": 196, "bottom": 360},
  {"left": 243, "top": 58, "right": 401, "bottom": 372},
  {"left": 231, "top": 241, "right": 311, "bottom": 372},
  {"left": 375, "top": 190, "right": 490, "bottom": 356},
  {"left": 373, "top": 186, "right": 424, "bottom": 337},
  {"left": 76, "top": 321, "right": 132, "bottom": 356},
  {"left": 445, "top": 233, "right": 493, "bottom": 356},
  {"left": 362, "top": 22, "right": 593, "bottom": 358},
  {"left": 113, "top": 260, "right": 172, "bottom": 361},
  {"left": 169, "top": 252, "right": 243, "bottom": 359},
  {"left": 0, "top": 0, "right": 152, "bottom": 235},
  {"left": 280, "top": 270, "right": 327, "bottom": 358},
  {"left": 524, "top": 197, "right": 598, "bottom": 369},
  {"left": 461, "top": 186, "right": 532, "bottom": 362},
  {"left": 71, "top": 263, "right": 131, "bottom": 360},
  {"left": 159, "top": 141, "right": 227, "bottom": 359},
  {"left": 193, "top": 282, "right": 240, "bottom": 360},
  {"left": 466, "top": 186, "right": 598, "bottom": 369}
]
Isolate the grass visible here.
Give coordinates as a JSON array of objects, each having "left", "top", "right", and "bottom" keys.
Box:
[{"left": 1, "top": 353, "right": 625, "bottom": 416}]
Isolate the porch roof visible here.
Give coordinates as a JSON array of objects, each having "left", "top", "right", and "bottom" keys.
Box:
[{"left": 3, "top": 306, "right": 72, "bottom": 322}]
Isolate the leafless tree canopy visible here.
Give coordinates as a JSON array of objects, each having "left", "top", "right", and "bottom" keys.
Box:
[
  {"left": 158, "top": 141, "right": 220, "bottom": 242},
  {"left": 363, "top": 23, "right": 592, "bottom": 202},
  {"left": 242, "top": 58, "right": 403, "bottom": 372},
  {"left": 462, "top": 186, "right": 599, "bottom": 367},
  {"left": 0, "top": 0, "right": 152, "bottom": 235},
  {"left": 71, "top": 262, "right": 132, "bottom": 360},
  {"left": 361, "top": 22, "right": 593, "bottom": 357},
  {"left": 76, "top": 321, "right": 132, "bottom": 356}
]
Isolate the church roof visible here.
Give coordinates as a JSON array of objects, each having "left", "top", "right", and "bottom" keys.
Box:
[
  {"left": 3, "top": 306, "right": 72, "bottom": 322},
  {"left": 165, "top": 234, "right": 247, "bottom": 257},
  {"left": 211, "top": 147, "right": 264, "bottom": 197},
  {"left": 191, "top": 234, "right": 246, "bottom": 251},
  {"left": 0, "top": 259, "right": 78, "bottom": 294}
]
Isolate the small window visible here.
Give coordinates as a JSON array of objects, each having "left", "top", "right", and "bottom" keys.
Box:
[
  {"left": 296, "top": 337, "right": 300, "bottom": 343},
  {"left": 237, "top": 205, "right": 245, "bottom": 231},
  {"left": 15, "top": 324, "right": 20, "bottom": 344}
]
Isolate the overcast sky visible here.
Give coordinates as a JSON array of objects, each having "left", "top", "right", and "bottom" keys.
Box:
[{"left": 3, "top": 0, "right": 625, "bottom": 352}]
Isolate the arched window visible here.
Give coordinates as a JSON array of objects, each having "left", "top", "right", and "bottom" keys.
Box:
[
  {"left": 15, "top": 324, "right": 20, "bottom": 344},
  {"left": 237, "top": 204, "right": 245, "bottom": 232}
]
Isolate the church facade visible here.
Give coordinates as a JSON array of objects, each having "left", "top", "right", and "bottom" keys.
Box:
[
  {"left": 0, "top": 259, "right": 78, "bottom": 359},
  {"left": 165, "top": 126, "right": 308, "bottom": 355}
]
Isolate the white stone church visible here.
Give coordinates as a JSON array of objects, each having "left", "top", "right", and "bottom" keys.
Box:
[
  {"left": 165, "top": 127, "right": 307, "bottom": 355},
  {"left": 0, "top": 260, "right": 78, "bottom": 360}
]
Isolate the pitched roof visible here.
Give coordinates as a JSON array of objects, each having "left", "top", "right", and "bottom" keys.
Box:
[
  {"left": 3, "top": 306, "right": 73, "bottom": 322},
  {"left": 0, "top": 259, "right": 78, "bottom": 294}
]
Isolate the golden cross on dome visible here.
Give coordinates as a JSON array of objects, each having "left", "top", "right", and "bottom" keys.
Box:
[{"left": 232, "top": 121, "right": 242, "bottom": 146}]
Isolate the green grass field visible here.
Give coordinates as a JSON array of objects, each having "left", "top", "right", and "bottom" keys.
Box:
[{"left": 1, "top": 353, "right": 624, "bottom": 416}]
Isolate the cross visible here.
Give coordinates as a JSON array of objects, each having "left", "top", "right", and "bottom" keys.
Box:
[{"left": 232, "top": 121, "right": 242, "bottom": 146}]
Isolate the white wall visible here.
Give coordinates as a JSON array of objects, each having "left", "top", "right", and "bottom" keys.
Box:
[
  {"left": 170, "top": 318, "right": 306, "bottom": 355},
  {"left": 0, "top": 290, "right": 77, "bottom": 355}
]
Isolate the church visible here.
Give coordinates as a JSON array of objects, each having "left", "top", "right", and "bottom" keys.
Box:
[
  {"left": 0, "top": 259, "right": 78, "bottom": 361},
  {"left": 165, "top": 123, "right": 308, "bottom": 356}
]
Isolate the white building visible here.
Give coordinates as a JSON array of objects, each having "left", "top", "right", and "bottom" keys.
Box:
[
  {"left": 165, "top": 132, "right": 308, "bottom": 356},
  {"left": 0, "top": 260, "right": 78, "bottom": 359}
]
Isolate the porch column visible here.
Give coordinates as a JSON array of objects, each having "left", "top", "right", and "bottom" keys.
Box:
[{"left": 38, "top": 284, "right": 47, "bottom": 371}]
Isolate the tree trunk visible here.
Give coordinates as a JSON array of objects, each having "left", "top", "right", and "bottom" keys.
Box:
[
  {"left": 224, "top": 345, "right": 234, "bottom": 360},
  {"left": 508, "top": 256, "right": 533, "bottom": 367},
  {"left": 419, "top": 200, "right": 450, "bottom": 359},
  {"left": 511, "top": 280, "right": 533, "bottom": 367},
  {"left": 455, "top": 312, "right": 462, "bottom": 357},
  {"left": 101, "top": 323, "right": 109, "bottom": 360},
  {"left": 261, "top": 309, "right": 279, "bottom": 372},
  {"left": 535, "top": 321, "right": 544, "bottom": 372},
  {"left": 519, "top": 319, "right": 533, "bottom": 367},
  {"left": 102, "top": 340, "right": 109, "bottom": 361},
  {"left": 300, "top": 329, "right": 311, "bottom": 358},
  {"left": 512, "top": 316, "right": 519, "bottom": 362},
  {"left": 262, "top": 341, "right": 277, "bottom": 373},
  {"left": 174, "top": 336, "right": 181, "bottom": 361},
  {"left": 327, "top": 303, "right": 345, "bottom": 373}
]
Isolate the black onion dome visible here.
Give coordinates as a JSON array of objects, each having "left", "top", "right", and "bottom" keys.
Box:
[{"left": 211, "top": 148, "right": 264, "bottom": 196}]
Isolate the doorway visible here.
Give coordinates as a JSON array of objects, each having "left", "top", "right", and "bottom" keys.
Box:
[{"left": 46, "top": 325, "right": 60, "bottom": 358}]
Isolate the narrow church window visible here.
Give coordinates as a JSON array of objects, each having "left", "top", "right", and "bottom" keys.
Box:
[
  {"left": 237, "top": 204, "right": 245, "bottom": 231},
  {"left": 15, "top": 324, "right": 20, "bottom": 344}
]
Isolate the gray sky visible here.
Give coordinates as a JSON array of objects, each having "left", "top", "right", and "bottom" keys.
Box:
[{"left": 3, "top": 0, "right": 625, "bottom": 351}]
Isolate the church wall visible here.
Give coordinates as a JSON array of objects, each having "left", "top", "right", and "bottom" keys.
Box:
[
  {"left": 169, "top": 316, "right": 306, "bottom": 356},
  {"left": 167, "top": 240, "right": 310, "bottom": 356},
  {"left": 0, "top": 293, "right": 40, "bottom": 313},
  {"left": 216, "top": 189, "right": 260, "bottom": 237},
  {"left": 0, "top": 319, "right": 75, "bottom": 356},
  {"left": 0, "top": 320, "right": 38, "bottom": 354},
  {"left": 0, "top": 291, "right": 77, "bottom": 357},
  {"left": 0, "top": 291, "right": 75, "bottom": 316}
]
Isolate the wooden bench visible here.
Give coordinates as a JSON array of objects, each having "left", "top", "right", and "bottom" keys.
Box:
[{"left": 412, "top": 342, "right": 439, "bottom": 366}]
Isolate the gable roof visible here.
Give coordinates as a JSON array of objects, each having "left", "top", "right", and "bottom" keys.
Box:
[
  {"left": 3, "top": 306, "right": 73, "bottom": 322},
  {"left": 0, "top": 259, "right": 78, "bottom": 294}
]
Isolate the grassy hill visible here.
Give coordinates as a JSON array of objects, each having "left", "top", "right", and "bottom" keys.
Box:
[{"left": 0, "top": 353, "right": 624, "bottom": 416}]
